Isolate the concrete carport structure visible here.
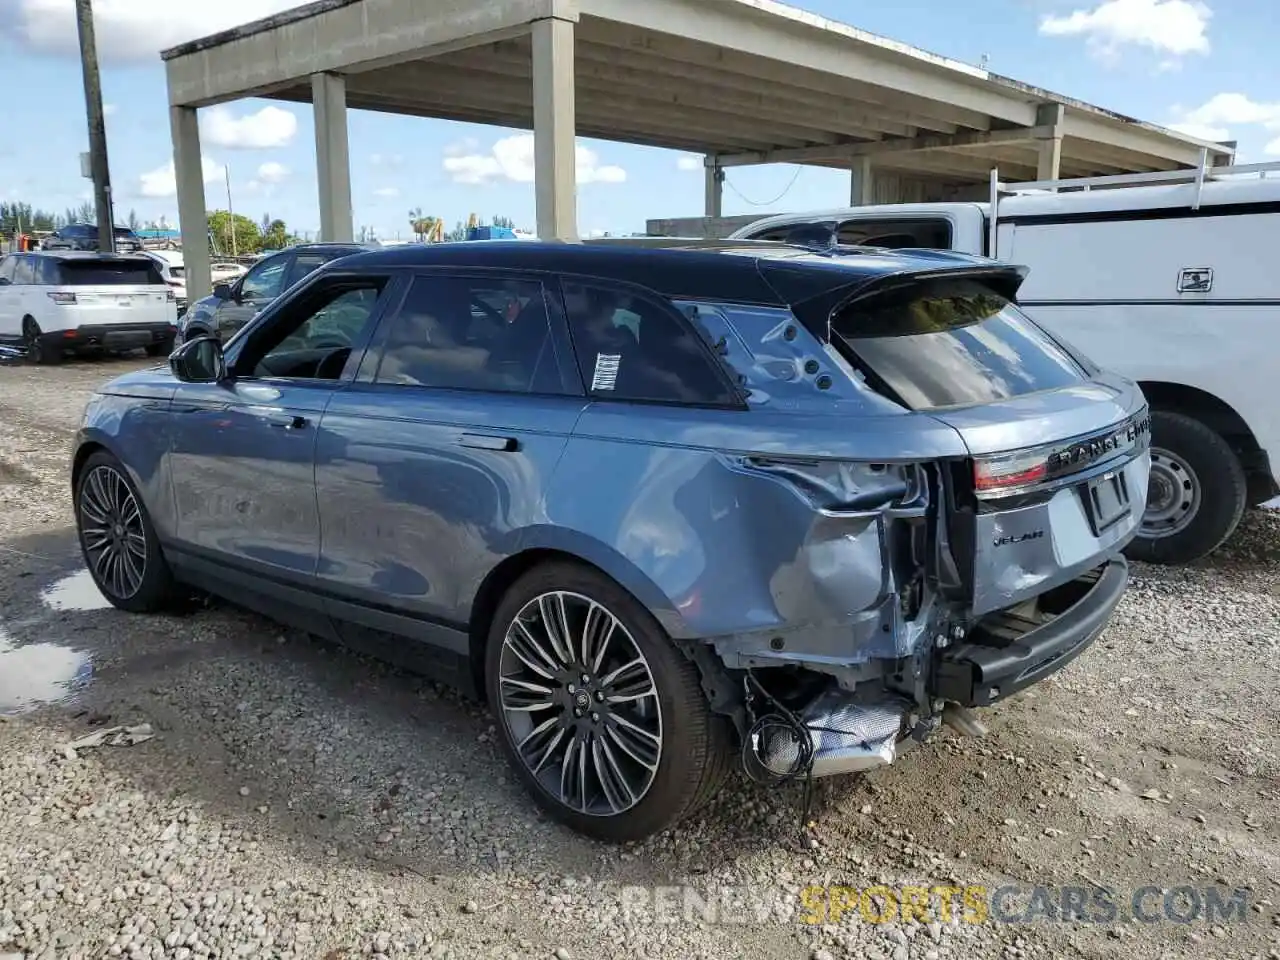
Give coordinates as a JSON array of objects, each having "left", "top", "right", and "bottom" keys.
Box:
[{"left": 162, "top": 0, "right": 1232, "bottom": 300}]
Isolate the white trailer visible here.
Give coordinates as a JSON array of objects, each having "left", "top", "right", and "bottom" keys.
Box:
[{"left": 730, "top": 161, "right": 1280, "bottom": 564}]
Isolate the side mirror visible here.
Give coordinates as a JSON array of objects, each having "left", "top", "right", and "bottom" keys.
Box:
[
  {"left": 213, "top": 282, "right": 233, "bottom": 301},
  {"left": 169, "top": 336, "right": 226, "bottom": 383}
]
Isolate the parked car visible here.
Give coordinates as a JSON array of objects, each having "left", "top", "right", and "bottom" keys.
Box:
[
  {"left": 42, "top": 223, "right": 145, "bottom": 254},
  {"left": 71, "top": 240, "right": 1149, "bottom": 840},
  {"left": 178, "top": 243, "right": 368, "bottom": 344},
  {"left": 143, "top": 250, "right": 187, "bottom": 317},
  {"left": 0, "top": 251, "right": 177, "bottom": 363},
  {"left": 727, "top": 161, "right": 1280, "bottom": 565}
]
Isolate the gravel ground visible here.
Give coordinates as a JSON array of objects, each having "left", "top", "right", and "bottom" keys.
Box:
[{"left": 1, "top": 356, "right": 1278, "bottom": 960}]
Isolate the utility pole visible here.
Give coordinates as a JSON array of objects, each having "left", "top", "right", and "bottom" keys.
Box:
[
  {"left": 224, "top": 166, "right": 238, "bottom": 257},
  {"left": 75, "top": 0, "right": 114, "bottom": 253}
]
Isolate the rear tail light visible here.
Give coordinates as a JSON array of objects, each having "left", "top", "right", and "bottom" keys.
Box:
[
  {"left": 47, "top": 292, "right": 77, "bottom": 305},
  {"left": 166, "top": 289, "right": 177, "bottom": 302},
  {"left": 973, "top": 450, "right": 1048, "bottom": 494}
]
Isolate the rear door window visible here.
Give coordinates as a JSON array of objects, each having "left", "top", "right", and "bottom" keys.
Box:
[
  {"left": 56, "top": 259, "right": 163, "bottom": 286},
  {"left": 561, "top": 280, "right": 741, "bottom": 406},
  {"left": 830, "top": 278, "right": 1085, "bottom": 411},
  {"left": 12, "top": 257, "right": 35, "bottom": 285},
  {"left": 374, "top": 274, "right": 566, "bottom": 395},
  {"left": 0, "top": 257, "right": 16, "bottom": 283},
  {"left": 285, "top": 252, "right": 335, "bottom": 289}
]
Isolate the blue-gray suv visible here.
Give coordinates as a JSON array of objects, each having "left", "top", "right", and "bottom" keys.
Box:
[{"left": 71, "top": 240, "right": 1151, "bottom": 841}]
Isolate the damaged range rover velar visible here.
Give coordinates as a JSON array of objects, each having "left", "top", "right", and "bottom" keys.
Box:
[{"left": 70, "top": 240, "right": 1150, "bottom": 842}]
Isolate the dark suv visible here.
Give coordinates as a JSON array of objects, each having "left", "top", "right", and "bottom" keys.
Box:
[
  {"left": 43, "top": 224, "right": 144, "bottom": 254},
  {"left": 179, "top": 243, "right": 369, "bottom": 344}
]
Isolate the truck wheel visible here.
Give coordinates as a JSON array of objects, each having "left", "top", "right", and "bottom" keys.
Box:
[
  {"left": 486, "top": 561, "right": 733, "bottom": 842},
  {"left": 23, "top": 317, "right": 62, "bottom": 365},
  {"left": 1125, "top": 410, "right": 1246, "bottom": 565},
  {"left": 145, "top": 336, "right": 175, "bottom": 358}
]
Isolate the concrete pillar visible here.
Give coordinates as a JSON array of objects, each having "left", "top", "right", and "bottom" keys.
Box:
[
  {"left": 312, "top": 72, "right": 354, "bottom": 243},
  {"left": 170, "top": 105, "right": 211, "bottom": 302},
  {"left": 1035, "top": 103, "right": 1065, "bottom": 183},
  {"left": 704, "top": 159, "right": 724, "bottom": 217},
  {"left": 532, "top": 17, "right": 577, "bottom": 241},
  {"left": 851, "top": 156, "right": 875, "bottom": 205}
]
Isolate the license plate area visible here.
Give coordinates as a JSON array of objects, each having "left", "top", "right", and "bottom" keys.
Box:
[{"left": 1083, "top": 470, "right": 1130, "bottom": 536}]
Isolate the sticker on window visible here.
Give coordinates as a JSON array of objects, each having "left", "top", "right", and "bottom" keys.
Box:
[{"left": 591, "top": 353, "right": 621, "bottom": 391}]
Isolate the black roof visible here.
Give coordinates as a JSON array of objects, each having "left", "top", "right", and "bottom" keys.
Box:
[
  {"left": 331, "top": 240, "right": 1020, "bottom": 310},
  {"left": 24, "top": 250, "right": 155, "bottom": 261}
]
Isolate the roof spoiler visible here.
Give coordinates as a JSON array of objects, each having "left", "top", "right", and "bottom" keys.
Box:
[{"left": 786, "top": 263, "right": 1030, "bottom": 341}]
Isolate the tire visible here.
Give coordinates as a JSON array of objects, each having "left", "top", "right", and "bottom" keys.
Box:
[
  {"left": 23, "top": 317, "right": 62, "bottom": 365},
  {"left": 486, "top": 561, "right": 733, "bottom": 842},
  {"left": 145, "top": 336, "right": 175, "bottom": 358},
  {"left": 1125, "top": 409, "right": 1247, "bottom": 565},
  {"left": 74, "top": 449, "right": 177, "bottom": 613}
]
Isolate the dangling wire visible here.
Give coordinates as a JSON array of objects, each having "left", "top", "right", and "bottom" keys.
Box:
[{"left": 724, "top": 166, "right": 805, "bottom": 207}]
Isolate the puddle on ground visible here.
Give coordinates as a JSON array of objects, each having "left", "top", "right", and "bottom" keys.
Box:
[
  {"left": 40, "top": 568, "right": 111, "bottom": 612},
  {"left": 0, "top": 625, "right": 92, "bottom": 715}
]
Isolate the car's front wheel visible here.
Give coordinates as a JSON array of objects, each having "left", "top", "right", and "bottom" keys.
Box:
[
  {"left": 75, "top": 450, "right": 176, "bottom": 613},
  {"left": 486, "top": 562, "right": 732, "bottom": 842}
]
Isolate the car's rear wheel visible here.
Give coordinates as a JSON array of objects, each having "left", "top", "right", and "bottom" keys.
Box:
[
  {"left": 75, "top": 450, "right": 177, "bottom": 613},
  {"left": 486, "top": 562, "right": 732, "bottom": 842},
  {"left": 23, "top": 317, "right": 61, "bottom": 365},
  {"left": 1125, "top": 410, "right": 1246, "bottom": 565}
]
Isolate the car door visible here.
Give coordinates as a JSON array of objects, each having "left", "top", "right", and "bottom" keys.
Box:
[
  {"left": 166, "top": 268, "right": 398, "bottom": 611},
  {"left": 210, "top": 252, "right": 292, "bottom": 341},
  {"left": 8, "top": 256, "right": 36, "bottom": 331},
  {"left": 0, "top": 256, "right": 18, "bottom": 339},
  {"left": 312, "top": 269, "right": 585, "bottom": 647}
]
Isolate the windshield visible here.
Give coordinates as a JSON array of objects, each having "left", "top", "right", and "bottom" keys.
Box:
[
  {"left": 830, "top": 278, "right": 1085, "bottom": 411},
  {"left": 58, "top": 259, "right": 163, "bottom": 286}
]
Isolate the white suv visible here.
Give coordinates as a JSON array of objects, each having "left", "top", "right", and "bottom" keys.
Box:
[{"left": 0, "top": 252, "right": 178, "bottom": 364}]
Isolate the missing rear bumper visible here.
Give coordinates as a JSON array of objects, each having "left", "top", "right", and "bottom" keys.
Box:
[{"left": 931, "top": 555, "right": 1127, "bottom": 707}]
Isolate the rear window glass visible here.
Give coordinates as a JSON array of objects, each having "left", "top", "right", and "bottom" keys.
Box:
[
  {"left": 57, "top": 259, "right": 162, "bottom": 286},
  {"left": 831, "top": 278, "right": 1084, "bottom": 411}
]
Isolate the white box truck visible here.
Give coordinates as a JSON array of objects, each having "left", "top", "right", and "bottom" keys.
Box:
[{"left": 729, "top": 162, "right": 1280, "bottom": 565}]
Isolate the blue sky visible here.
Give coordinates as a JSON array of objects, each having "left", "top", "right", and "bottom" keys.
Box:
[{"left": 1, "top": 0, "right": 1276, "bottom": 239}]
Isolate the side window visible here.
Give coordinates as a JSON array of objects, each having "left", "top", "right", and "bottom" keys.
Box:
[
  {"left": 0, "top": 257, "right": 14, "bottom": 283},
  {"left": 237, "top": 278, "right": 388, "bottom": 381},
  {"left": 37, "top": 257, "right": 61, "bottom": 285},
  {"left": 11, "top": 257, "right": 35, "bottom": 285},
  {"left": 374, "top": 275, "right": 563, "bottom": 395},
  {"left": 285, "top": 252, "right": 332, "bottom": 289},
  {"left": 561, "top": 281, "right": 740, "bottom": 406},
  {"left": 239, "top": 256, "right": 289, "bottom": 300},
  {"left": 835, "top": 217, "right": 952, "bottom": 250}
]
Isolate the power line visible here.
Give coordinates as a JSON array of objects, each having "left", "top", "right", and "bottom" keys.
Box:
[{"left": 723, "top": 165, "right": 804, "bottom": 207}]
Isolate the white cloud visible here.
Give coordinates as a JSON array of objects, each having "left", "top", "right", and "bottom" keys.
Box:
[
  {"left": 4, "top": 0, "right": 306, "bottom": 61},
  {"left": 1267, "top": 138, "right": 1280, "bottom": 157},
  {"left": 443, "top": 134, "right": 627, "bottom": 186},
  {"left": 103, "top": 103, "right": 118, "bottom": 117},
  {"left": 255, "top": 161, "right": 290, "bottom": 184},
  {"left": 676, "top": 155, "right": 703, "bottom": 172},
  {"left": 1039, "top": 0, "right": 1211, "bottom": 59},
  {"left": 1168, "top": 93, "right": 1280, "bottom": 144},
  {"left": 373, "top": 187, "right": 400, "bottom": 198},
  {"left": 138, "top": 155, "right": 225, "bottom": 199},
  {"left": 370, "top": 153, "right": 404, "bottom": 168},
  {"left": 202, "top": 105, "right": 298, "bottom": 150}
]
